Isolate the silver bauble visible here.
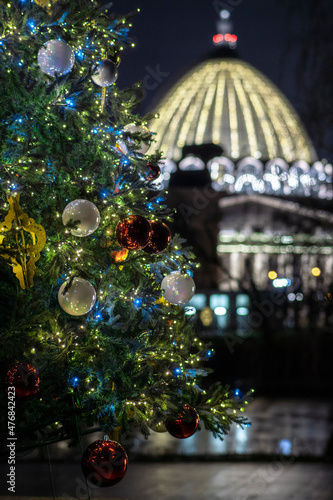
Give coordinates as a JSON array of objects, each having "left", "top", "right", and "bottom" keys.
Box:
[
  {"left": 58, "top": 278, "right": 96, "bottom": 316},
  {"left": 62, "top": 199, "right": 100, "bottom": 237},
  {"left": 38, "top": 40, "right": 75, "bottom": 77},
  {"left": 161, "top": 272, "right": 196, "bottom": 305},
  {"left": 91, "top": 59, "right": 118, "bottom": 87},
  {"left": 118, "top": 123, "right": 151, "bottom": 155}
]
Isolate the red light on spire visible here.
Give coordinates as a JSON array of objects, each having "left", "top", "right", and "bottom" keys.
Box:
[
  {"left": 213, "top": 34, "right": 224, "bottom": 44},
  {"left": 224, "top": 33, "right": 237, "bottom": 43},
  {"left": 213, "top": 33, "right": 237, "bottom": 47}
]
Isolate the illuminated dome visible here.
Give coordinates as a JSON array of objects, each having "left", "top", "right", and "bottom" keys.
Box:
[{"left": 150, "top": 58, "right": 317, "bottom": 164}]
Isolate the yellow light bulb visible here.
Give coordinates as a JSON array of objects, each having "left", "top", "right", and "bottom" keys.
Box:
[
  {"left": 268, "top": 270, "right": 277, "bottom": 280},
  {"left": 311, "top": 267, "right": 321, "bottom": 277}
]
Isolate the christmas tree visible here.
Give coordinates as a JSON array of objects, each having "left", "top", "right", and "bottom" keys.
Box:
[{"left": 0, "top": 0, "right": 250, "bottom": 489}]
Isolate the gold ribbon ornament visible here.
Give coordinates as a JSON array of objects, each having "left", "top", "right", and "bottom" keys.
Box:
[
  {"left": 0, "top": 195, "right": 46, "bottom": 289},
  {"left": 34, "top": 0, "right": 51, "bottom": 7}
]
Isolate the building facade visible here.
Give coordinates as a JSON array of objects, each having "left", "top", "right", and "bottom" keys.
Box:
[{"left": 150, "top": 14, "right": 333, "bottom": 338}]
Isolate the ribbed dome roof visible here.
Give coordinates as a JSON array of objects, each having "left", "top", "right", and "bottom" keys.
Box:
[{"left": 150, "top": 58, "right": 317, "bottom": 163}]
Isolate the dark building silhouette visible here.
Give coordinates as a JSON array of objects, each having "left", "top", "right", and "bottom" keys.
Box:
[{"left": 149, "top": 11, "right": 333, "bottom": 392}]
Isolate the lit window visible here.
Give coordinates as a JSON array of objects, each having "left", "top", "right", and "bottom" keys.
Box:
[
  {"left": 237, "top": 307, "right": 249, "bottom": 316},
  {"left": 178, "top": 156, "right": 205, "bottom": 171},
  {"left": 214, "top": 306, "right": 227, "bottom": 316},
  {"left": 210, "top": 295, "right": 229, "bottom": 329},
  {"left": 272, "top": 278, "right": 291, "bottom": 288},
  {"left": 184, "top": 306, "right": 196, "bottom": 316},
  {"left": 278, "top": 439, "right": 292, "bottom": 455},
  {"left": 187, "top": 294, "right": 206, "bottom": 310},
  {"left": 210, "top": 294, "right": 229, "bottom": 309},
  {"left": 236, "top": 294, "right": 249, "bottom": 308}
]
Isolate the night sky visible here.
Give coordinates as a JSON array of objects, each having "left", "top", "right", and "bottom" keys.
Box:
[{"left": 111, "top": 0, "right": 333, "bottom": 161}]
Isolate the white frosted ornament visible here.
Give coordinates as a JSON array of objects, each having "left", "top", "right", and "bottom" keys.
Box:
[
  {"left": 91, "top": 59, "right": 118, "bottom": 87},
  {"left": 118, "top": 124, "right": 151, "bottom": 155},
  {"left": 38, "top": 40, "right": 75, "bottom": 77},
  {"left": 62, "top": 200, "right": 100, "bottom": 237},
  {"left": 161, "top": 272, "right": 196, "bottom": 305},
  {"left": 58, "top": 278, "right": 96, "bottom": 316}
]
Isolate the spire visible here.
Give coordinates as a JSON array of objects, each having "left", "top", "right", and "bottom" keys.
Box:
[{"left": 213, "top": 9, "right": 237, "bottom": 49}]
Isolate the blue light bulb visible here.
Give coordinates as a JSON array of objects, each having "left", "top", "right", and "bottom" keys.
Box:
[
  {"left": 133, "top": 298, "right": 143, "bottom": 308},
  {"left": 26, "top": 18, "right": 36, "bottom": 33}
]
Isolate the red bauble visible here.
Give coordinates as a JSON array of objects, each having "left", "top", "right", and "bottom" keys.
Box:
[
  {"left": 6, "top": 363, "right": 40, "bottom": 398},
  {"left": 147, "top": 163, "right": 161, "bottom": 181},
  {"left": 116, "top": 215, "right": 150, "bottom": 250},
  {"left": 143, "top": 221, "right": 171, "bottom": 254},
  {"left": 81, "top": 439, "right": 128, "bottom": 487},
  {"left": 165, "top": 404, "right": 199, "bottom": 439}
]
